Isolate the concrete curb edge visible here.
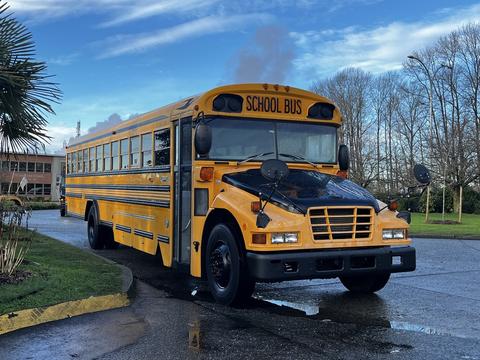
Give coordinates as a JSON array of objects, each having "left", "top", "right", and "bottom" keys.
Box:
[{"left": 0, "top": 263, "right": 134, "bottom": 336}]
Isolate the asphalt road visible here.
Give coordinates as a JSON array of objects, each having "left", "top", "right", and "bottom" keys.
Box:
[{"left": 1, "top": 210, "right": 480, "bottom": 359}]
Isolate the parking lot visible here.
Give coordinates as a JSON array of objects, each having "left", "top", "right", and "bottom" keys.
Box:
[{"left": 1, "top": 209, "right": 480, "bottom": 359}]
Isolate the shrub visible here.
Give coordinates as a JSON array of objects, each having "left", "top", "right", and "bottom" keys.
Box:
[{"left": 0, "top": 200, "right": 31, "bottom": 278}]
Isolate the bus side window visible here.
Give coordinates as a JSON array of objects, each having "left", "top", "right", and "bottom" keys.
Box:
[
  {"left": 120, "top": 139, "right": 129, "bottom": 169},
  {"left": 130, "top": 136, "right": 140, "bottom": 168},
  {"left": 154, "top": 129, "right": 170, "bottom": 166},
  {"left": 67, "top": 154, "right": 71, "bottom": 174},
  {"left": 72, "top": 152, "right": 77, "bottom": 173},
  {"left": 104, "top": 143, "right": 111, "bottom": 171},
  {"left": 83, "top": 149, "right": 88, "bottom": 173},
  {"left": 96, "top": 145, "right": 103, "bottom": 172},
  {"left": 78, "top": 150, "right": 83, "bottom": 173},
  {"left": 89, "top": 147, "right": 95, "bottom": 172},
  {"left": 112, "top": 141, "right": 119, "bottom": 170},
  {"left": 142, "top": 133, "right": 152, "bottom": 167}
]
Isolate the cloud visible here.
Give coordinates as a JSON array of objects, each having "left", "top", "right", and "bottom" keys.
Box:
[
  {"left": 44, "top": 124, "right": 77, "bottom": 153},
  {"left": 291, "top": 3, "right": 480, "bottom": 77},
  {"left": 86, "top": 113, "right": 122, "bottom": 134},
  {"left": 100, "top": 0, "right": 220, "bottom": 27},
  {"left": 231, "top": 26, "right": 294, "bottom": 83},
  {"left": 98, "top": 13, "right": 273, "bottom": 58},
  {"left": 48, "top": 52, "right": 80, "bottom": 66}
]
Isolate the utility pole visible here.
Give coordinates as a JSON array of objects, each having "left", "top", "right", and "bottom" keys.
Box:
[{"left": 76, "top": 121, "right": 81, "bottom": 138}]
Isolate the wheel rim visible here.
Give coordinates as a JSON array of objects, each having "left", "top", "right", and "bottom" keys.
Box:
[
  {"left": 88, "top": 219, "right": 94, "bottom": 244},
  {"left": 209, "top": 240, "right": 231, "bottom": 289}
]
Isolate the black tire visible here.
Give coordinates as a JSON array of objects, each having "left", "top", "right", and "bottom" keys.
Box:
[
  {"left": 340, "top": 273, "right": 390, "bottom": 293},
  {"left": 87, "top": 205, "right": 104, "bottom": 249},
  {"left": 206, "top": 224, "right": 255, "bottom": 305},
  {"left": 103, "top": 226, "right": 119, "bottom": 249}
]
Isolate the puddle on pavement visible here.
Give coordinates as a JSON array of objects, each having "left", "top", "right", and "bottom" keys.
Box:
[{"left": 254, "top": 293, "right": 452, "bottom": 338}]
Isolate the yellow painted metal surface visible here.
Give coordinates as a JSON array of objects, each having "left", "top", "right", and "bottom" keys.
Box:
[{"left": 0, "top": 293, "right": 129, "bottom": 335}]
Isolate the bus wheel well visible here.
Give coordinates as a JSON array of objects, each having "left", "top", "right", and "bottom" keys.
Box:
[
  {"left": 201, "top": 209, "right": 245, "bottom": 279},
  {"left": 84, "top": 201, "right": 93, "bottom": 221}
]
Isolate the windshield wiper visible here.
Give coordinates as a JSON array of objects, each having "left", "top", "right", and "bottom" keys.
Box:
[
  {"left": 259, "top": 185, "right": 306, "bottom": 215},
  {"left": 279, "top": 153, "right": 319, "bottom": 170},
  {"left": 237, "top": 151, "right": 274, "bottom": 165}
]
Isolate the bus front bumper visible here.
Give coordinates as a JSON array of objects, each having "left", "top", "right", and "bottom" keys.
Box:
[{"left": 246, "top": 246, "right": 415, "bottom": 282}]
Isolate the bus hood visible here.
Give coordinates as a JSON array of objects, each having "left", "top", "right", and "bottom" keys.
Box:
[{"left": 222, "top": 169, "right": 379, "bottom": 213}]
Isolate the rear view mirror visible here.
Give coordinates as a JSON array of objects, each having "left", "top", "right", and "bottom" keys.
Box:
[
  {"left": 194, "top": 122, "right": 212, "bottom": 156},
  {"left": 338, "top": 144, "right": 349, "bottom": 171},
  {"left": 413, "top": 164, "right": 431, "bottom": 185}
]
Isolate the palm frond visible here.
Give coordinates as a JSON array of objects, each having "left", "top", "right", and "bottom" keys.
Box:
[{"left": 0, "top": 2, "right": 62, "bottom": 154}]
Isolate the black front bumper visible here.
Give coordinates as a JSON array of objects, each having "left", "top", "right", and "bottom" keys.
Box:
[{"left": 246, "top": 246, "right": 416, "bottom": 282}]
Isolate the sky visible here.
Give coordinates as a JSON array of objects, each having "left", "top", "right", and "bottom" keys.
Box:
[{"left": 6, "top": 0, "right": 480, "bottom": 152}]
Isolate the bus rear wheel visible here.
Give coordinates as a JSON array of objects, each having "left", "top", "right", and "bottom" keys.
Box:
[
  {"left": 87, "top": 205, "right": 104, "bottom": 249},
  {"left": 339, "top": 273, "right": 390, "bottom": 293},
  {"left": 206, "top": 224, "right": 255, "bottom": 305}
]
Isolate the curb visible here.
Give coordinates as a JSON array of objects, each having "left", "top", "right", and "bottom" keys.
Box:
[
  {"left": 0, "top": 263, "right": 134, "bottom": 336},
  {"left": 412, "top": 235, "right": 480, "bottom": 240}
]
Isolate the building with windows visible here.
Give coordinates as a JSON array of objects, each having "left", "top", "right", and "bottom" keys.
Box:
[{"left": 0, "top": 153, "right": 65, "bottom": 201}]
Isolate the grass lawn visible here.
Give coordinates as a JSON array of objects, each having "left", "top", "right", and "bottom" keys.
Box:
[
  {"left": 0, "top": 229, "right": 122, "bottom": 315},
  {"left": 410, "top": 212, "right": 480, "bottom": 238}
]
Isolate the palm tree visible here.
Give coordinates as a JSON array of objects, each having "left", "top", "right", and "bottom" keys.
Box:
[{"left": 0, "top": 2, "right": 61, "bottom": 155}]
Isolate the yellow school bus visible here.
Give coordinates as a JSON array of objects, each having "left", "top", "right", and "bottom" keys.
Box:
[{"left": 65, "top": 83, "right": 418, "bottom": 305}]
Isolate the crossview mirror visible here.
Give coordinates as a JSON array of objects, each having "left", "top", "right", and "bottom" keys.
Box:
[
  {"left": 194, "top": 122, "right": 212, "bottom": 156},
  {"left": 260, "top": 159, "right": 289, "bottom": 182},
  {"left": 338, "top": 144, "right": 349, "bottom": 171},
  {"left": 413, "top": 164, "right": 431, "bottom": 185}
]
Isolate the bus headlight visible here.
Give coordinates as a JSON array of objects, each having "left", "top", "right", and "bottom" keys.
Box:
[
  {"left": 271, "top": 233, "right": 298, "bottom": 244},
  {"left": 382, "top": 229, "right": 405, "bottom": 240}
]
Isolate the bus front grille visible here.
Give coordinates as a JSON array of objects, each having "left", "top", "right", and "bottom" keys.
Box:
[{"left": 309, "top": 207, "right": 374, "bottom": 241}]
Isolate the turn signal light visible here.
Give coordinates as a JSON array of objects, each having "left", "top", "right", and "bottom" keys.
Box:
[
  {"left": 337, "top": 170, "right": 348, "bottom": 179},
  {"left": 388, "top": 200, "right": 398, "bottom": 211},
  {"left": 199, "top": 167, "right": 214, "bottom": 181},
  {"left": 251, "top": 201, "right": 261, "bottom": 213},
  {"left": 252, "top": 233, "right": 266, "bottom": 244}
]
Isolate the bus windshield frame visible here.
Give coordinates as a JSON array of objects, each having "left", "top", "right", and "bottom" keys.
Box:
[{"left": 199, "top": 116, "right": 339, "bottom": 165}]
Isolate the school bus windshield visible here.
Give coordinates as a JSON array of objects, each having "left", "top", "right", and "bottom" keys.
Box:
[{"left": 205, "top": 117, "right": 337, "bottom": 164}]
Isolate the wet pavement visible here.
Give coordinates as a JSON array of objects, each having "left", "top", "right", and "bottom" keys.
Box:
[{"left": 1, "top": 210, "right": 480, "bottom": 359}]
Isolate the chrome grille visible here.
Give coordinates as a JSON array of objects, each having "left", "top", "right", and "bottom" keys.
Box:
[{"left": 309, "top": 207, "right": 374, "bottom": 241}]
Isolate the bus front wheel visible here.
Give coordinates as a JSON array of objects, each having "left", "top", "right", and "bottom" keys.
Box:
[
  {"left": 87, "top": 205, "right": 104, "bottom": 249},
  {"left": 206, "top": 224, "right": 255, "bottom": 305},
  {"left": 339, "top": 273, "right": 390, "bottom": 293}
]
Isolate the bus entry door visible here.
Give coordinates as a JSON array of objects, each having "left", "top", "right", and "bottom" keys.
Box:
[{"left": 173, "top": 118, "right": 192, "bottom": 268}]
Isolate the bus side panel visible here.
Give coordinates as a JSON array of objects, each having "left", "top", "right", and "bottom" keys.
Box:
[{"left": 66, "top": 195, "right": 87, "bottom": 218}]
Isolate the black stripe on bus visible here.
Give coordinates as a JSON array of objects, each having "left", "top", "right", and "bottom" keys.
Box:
[
  {"left": 65, "top": 193, "right": 83, "bottom": 198},
  {"left": 86, "top": 194, "right": 170, "bottom": 208},
  {"left": 115, "top": 224, "right": 131, "bottom": 233},
  {"left": 66, "top": 184, "right": 170, "bottom": 192},
  {"left": 157, "top": 235, "right": 169, "bottom": 244},
  {"left": 134, "top": 229, "right": 154, "bottom": 240},
  {"left": 67, "top": 211, "right": 83, "bottom": 219},
  {"left": 100, "top": 220, "right": 113, "bottom": 228},
  {"left": 66, "top": 166, "right": 170, "bottom": 178},
  {"left": 69, "top": 115, "right": 168, "bottom": 148}
]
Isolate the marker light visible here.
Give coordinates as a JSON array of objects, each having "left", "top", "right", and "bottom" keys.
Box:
[
  {"left": 388, "top": 200, "right": 399, "bottom": 211},
  {"left": 251, "top": 201, "right": 261, "bottom": 213},
  {"left": 252, "top": 233, "right": 266, "bottom": 244},
  {"left": 382, "top": 229, "right": 405, "bottom": 240},
  {"left": 199, "top": 167, "right": 214, "bottom": 181}
]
